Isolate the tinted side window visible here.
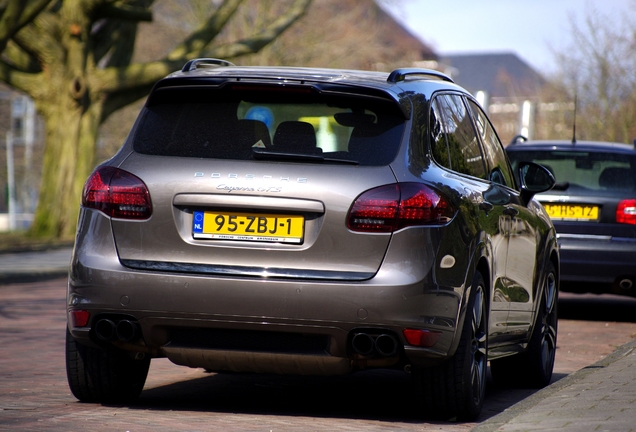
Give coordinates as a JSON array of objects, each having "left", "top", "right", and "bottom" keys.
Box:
[
  {"left": 467, "top": 100, "right": 515, "bottom": 187},
  {"left": 430, "top": 98, "right": 451, "bottom": 169},
  {"left": 434, "top": 94, "right": 487, "bottom": 179}
]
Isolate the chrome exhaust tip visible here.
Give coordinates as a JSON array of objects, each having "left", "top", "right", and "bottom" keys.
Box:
[
  {"left": 94, "top": 319, "right": 116, "bottom": 341},
  {"left": 116, "top": 320, "right": 140, "bottom": 342},
  {"left": 351, "top": 332, "right": 375, "bottom": 356},
  {"left": 375, "top": 334, "right": 398, "bottom": 357}
]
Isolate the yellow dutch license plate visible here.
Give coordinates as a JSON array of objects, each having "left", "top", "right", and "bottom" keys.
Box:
[
  {"left": 542, "top": 204, "right": 599, "bottom": 221},
  {"left": 192, "top": 211, "right": 304, "bottom": 243}
]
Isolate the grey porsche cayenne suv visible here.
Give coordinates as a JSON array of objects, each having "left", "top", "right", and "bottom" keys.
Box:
[{"left": 66, "top": 59, "right": 559, "bottom": 420}]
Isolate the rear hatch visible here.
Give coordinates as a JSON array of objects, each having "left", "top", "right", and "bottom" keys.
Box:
[{"left": 111, "top": 80, "right": 408, "bottom": 280}]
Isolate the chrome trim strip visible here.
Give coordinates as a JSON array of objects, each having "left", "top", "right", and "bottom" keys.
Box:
[
  {"left": 120, "top": 259, "right": 374, "bottom": 281},
  {"left": 173, "top": 194, "right": 324, "bottom": 212},
  {"left": 557, "top": 233, "right": 612, "bottom": 241},
  {"left": 556, "top": 233, "right": 636, "bottom": 243}
]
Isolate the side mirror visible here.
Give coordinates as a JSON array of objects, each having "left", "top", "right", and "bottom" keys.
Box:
[{"left": 518, "top": 162, "right": 555, "bottom": 205}]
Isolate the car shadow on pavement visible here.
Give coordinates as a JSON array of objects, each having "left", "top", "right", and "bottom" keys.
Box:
[
  {"left": 133, "top": 370, "right": 429, "bottom": 422},
  {"left": 558, "top": 292, "right": 636, "bottom": 322},
  {"left": 124, "top": 367, "right": 552, "bottom": 424}
]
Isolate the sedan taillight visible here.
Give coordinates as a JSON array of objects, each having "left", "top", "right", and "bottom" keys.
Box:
[
  {"left": 347, "top": 183, "right": 455, "bottom": 233},
  {"left": 82, "top": 166, "right": 152, "bottom": 219},
  {"left": 616, "top": 199, "right": 636, "bottom": 225}
]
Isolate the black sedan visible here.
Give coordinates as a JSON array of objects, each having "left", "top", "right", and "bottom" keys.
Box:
[{"left": 506, "top": 138, "right": 636, "bottom": 297}]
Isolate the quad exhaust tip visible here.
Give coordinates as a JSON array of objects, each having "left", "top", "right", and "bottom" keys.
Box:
[
  {"left": 351, "top": 332, "right": 399, "bottom": 357},
  {"left": 95, "top": 318, "right": 140, "bottom": 342},
  {"left": 95, "top": 319, "right": 116, "bottom": 341},
  {"left": 618, "top": 278, "right": 633, "bottom": 291}
]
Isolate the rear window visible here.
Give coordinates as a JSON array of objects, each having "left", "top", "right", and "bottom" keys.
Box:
[
  {"left": 507, "top": 150, "right": 636, "bottom": 195},
  {"left": 133, "top": 85, "right": 405, "bottom": 166}
]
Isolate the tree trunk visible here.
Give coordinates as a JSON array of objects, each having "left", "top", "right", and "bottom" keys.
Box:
[{"left": 30, "top": 87, "right": 101, "bottom": 239}]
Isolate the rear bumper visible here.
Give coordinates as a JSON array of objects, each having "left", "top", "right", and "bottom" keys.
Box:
[
  {"left": 67, "top": 211, "right": 465, "bottom": 374},
  {"left": 68, "top": 264, "right": 461, "bottom": 373},
  {"left": 558, "top": 233, "right": 636, "bottom": 291}
]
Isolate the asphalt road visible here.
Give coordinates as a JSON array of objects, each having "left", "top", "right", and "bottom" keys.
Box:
[{"left": 1, "top": 277, "right": 635, "bottom": 431}]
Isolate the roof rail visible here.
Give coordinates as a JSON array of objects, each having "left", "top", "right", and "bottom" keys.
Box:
[
  {"left": 387, "top": 68, "right": 453, "bottom": 83},
  {"left": 509, "top": 135, "right": 528, "bottom": 145},
  {"left": 182, "top": 58, "right": 236, "bottom": 72}
]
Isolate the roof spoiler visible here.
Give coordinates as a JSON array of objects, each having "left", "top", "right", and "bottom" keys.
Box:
[
  {"left": 182, "top": 58, "right": 235, "bottom": 72},
  {"left": 387, "top": 68, "right": 453, "bottom": 83}
]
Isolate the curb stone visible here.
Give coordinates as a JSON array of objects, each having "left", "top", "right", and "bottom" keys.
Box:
[{"left": 0, "top": 247, "right": 72, "bottom": 284}]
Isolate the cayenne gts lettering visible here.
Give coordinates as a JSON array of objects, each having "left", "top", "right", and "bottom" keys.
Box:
[{"left": 216, "top": 184, "right": 283, "bottom": 193}]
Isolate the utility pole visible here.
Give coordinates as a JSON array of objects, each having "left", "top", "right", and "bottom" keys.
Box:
[
  {"left": 520, "top": 100, "right": 534, "bottom": 139},
  {"left": 4, "top": 94, "right": 37, "bottom": 231},
  {"left": 6, "top": 130, "right": 15, "bottom": 230}
]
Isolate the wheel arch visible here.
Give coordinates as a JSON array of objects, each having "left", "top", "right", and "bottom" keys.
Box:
[{"left": 449, "top": 252, "right": 492, "bottom": 357}]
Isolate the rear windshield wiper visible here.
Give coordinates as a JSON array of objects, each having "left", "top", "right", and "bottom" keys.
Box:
[{"left": 252, "top": 148, "right": 359, "bottom": 165}]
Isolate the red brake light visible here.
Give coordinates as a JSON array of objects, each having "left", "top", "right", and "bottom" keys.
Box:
[
  {"left": 617, "top": 199, "right": 636, "bottom": 225},
  {"left": 346, "top": 183, "right": 455, "bottom": 232},
  {"left": 82, "top": 166, "right": 152, "bottom": 219}
]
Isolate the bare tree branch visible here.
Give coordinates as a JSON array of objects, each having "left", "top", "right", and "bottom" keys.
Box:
[
  {"left": 97, "top": 0, "right": 312, "bottom": 118},
  {"left": 94, "top": 3, "right": 153, "bottom": 22},
  {"left": 93, "top": 58, "right": 183, "bottom": 94},
  {"left": 0, "top": 0, "right": 52, "bottom": 52},
  {"left": 208, "top": 0, "right": 312, "bottom": 59},
  {"left": 0, "top": 56, "right": 42, "bottom": 94},
  {"left": 167, "top": 0, "right": 244, "bottom": 60},
  {"left": 90, "top": 1, "right": 156, "bottom": 67},
  {"left": 2, "top": 39, "right": 39, "bottom": 72},
  {"left": 11, "top": 10, "right": 61, "bottom": 69}
]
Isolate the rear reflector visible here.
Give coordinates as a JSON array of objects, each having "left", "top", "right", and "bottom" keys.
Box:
[
  {"left": 403, "top": 328, "right": 442, "bottom": 347},
  {"left": 70, "top": 310, "right": 90, "bottom": 327},
  {"left": 617, "top": 199, "right": 636, "bottom": 225},
  {"left": 82, "top": 166, "right": 152, "bottom": 219},
  {"left": 347, "top": 183, "right": 455, "bottom": 232}
]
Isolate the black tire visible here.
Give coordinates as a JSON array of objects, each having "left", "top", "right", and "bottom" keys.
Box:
[
  {"left": 65, "top": 328, "right": 151, "bottom": 403},
  {"left": 414, "top": 271, "right": 488, "bottom": 421},
  {"left": 490, "top": 261, "right": 558, "bottom": 388}
]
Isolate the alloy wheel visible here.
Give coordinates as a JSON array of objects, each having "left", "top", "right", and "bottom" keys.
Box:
[{"left": 470, "top": 285, "right": 487, "bottom": 405}]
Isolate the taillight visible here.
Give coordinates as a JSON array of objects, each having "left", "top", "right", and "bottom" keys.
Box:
[
  {"left": 82, "top": 166, "right": 152, "bottom": 219},
  {"left": 616, "top": 199, "right": 636, "bottom": 225},
  {"left": 346, "top": 183, "right": 455, "bottom": 232}
]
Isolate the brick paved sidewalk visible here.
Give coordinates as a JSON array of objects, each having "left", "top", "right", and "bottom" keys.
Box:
[{"left": 474, "top": 338, "right": 636, "bottom": 431}]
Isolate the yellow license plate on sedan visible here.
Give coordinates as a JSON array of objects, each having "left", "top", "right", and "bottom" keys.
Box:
[
  {"left": 193, "top": 211, "right": 304, "bottom": 243},
  {"left": 542, "top": 204, "right": 599, "bottom": 221}
]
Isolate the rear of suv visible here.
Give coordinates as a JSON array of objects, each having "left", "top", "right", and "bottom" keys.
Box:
[
  {"left": 66, "top": 59, "right": 559, "bottom": 421},
  {"left": 506, "top": 138, "right": 636, "bottom": 297}
]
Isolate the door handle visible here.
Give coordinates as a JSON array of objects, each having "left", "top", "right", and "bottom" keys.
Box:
[
  {"left": 503, "top": 206, "right": 519, "bottom": 216},
  {"left": 479, "top": 201, "right": 494, "bottom": 214}
]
